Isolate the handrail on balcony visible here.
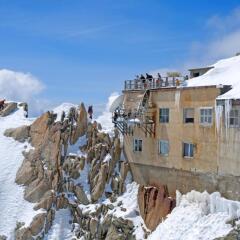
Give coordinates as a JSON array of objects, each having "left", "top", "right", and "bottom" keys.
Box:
[
  {"left": 124, "top": 76, "right": 187, "bottom": 91},
  {"left": 112, "top": 107, "right": 155, "bottom": 136}
]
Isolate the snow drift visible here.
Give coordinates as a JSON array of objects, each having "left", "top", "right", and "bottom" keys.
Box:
[{"left": 187, "top": 54, "right": 240, "bottom": 100}]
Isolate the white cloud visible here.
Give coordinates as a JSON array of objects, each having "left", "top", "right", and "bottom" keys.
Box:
[
  {"left": 0, "top": 69, "right": 45, "bottom": 116},
  {"left": 190, "top": 7, "right": 240, "bottom": 64},
  {"left": 207, "top": 7, "right": 240, "bottom": 32},
  {"left": 176, "top": 7, "right": 240, "bottom": 71},
  {"left": 207, "top": 30, "right": 240, "bottom": 59}
]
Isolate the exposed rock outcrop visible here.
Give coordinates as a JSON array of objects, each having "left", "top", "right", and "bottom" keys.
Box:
[
  {"left": 6, "top": 101, "right": 134, "bottom": 239},
  {"left": 70, "top": 103, "right": 88, "bottom": 144},
  {"left": 4, "top": 125, "right": 30, "bottom": 142},
  {"left": 0, "top": 102, "right": 17, "bottom": 117},
  {"left": 74, "top": 185, "right": 89, "bottom": 205},
  {"left": 138, "top": 185, "right": 176, "bottom": 231},
  {"left": 29, "top": 213, "right": 47, "bottom": 236},
  {"left": 71, "top": 205, "right": 136, "bottom": 240}
]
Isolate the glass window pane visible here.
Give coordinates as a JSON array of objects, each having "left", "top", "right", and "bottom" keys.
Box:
[
  {"left": 165, "top": 142, "right": 169, "bottom": 154},
  {"left": 189, "top": 144, "right": 194, "bottom": 157},
  {"left": 160, "top": 140, "right": 169, "bottom": 155},
  {"left": 139, "top": 140, "right": 142, "bottom": 151},
  {"left": 235, "top": 118, "right": 239, "bottom": 126},
  {"left": 183, "top": 143, "right": 194, "bottom": 157},
  {"left": 160, "top": 108, "right": 169, "bottom": 123},
  {"left": 200, "top": 108, "right": 212, "bottom": 124},
  {"left": 184, "top": 143, "right": 188, "bottom": 156}
]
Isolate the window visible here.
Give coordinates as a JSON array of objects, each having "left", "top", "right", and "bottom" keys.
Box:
[
  {"left": 229, "top": 109, "right": 240, "bottom": 127},
  {"left": 133, "top": 139, "right": 142, "bottom": 152},
  {"left": 200, "top": 108, "right": 213, "bottom": 125},
  {"left": 183, "top": 108, "right": 194, "bottom": 123},
  {"left": 183, "top": 142, "right": 194, "bottom": 158},
  {"left": 193, "top": 72, "right": 200, "bottom": 78},
  {"left": 159, "top": 108, "right": 169, "bottom": 123},
  {"left": 159, "top": 140, "right": 169, "bottom": 156}
]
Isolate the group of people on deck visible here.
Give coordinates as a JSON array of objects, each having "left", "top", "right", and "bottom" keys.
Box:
[
  {"left": 134, "top": 73, "right": 181, "bottom": 88},
  {"left": 135, "top": 73, "right": 154, "bottom": 83},
  {"left": 134, "top": 73, "right": 165, "bottom": 88}
]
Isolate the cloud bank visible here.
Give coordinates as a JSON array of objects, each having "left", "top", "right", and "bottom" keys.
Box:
[
  {"left": 0, "top": 69, "right": 46, "bottom": 116},
  {"left": 189, "top": 7, "right": 240, "bottom": 66}
]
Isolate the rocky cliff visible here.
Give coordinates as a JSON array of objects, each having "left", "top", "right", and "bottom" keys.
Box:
[{"left": 2, "top": 103, "right": 147, "bottom": 240}]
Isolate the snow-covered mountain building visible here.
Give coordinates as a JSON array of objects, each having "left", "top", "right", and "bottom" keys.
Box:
[{"left": 113, "top": 54, "right": 240, "bottom": 201}]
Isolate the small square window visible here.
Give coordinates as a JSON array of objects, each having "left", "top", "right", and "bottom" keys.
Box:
[
  {"left": 183, "top": 142, "right": 194, "bottom": 158},
  {"left": 229, "top": 109, "right": 239, "bottom": 127},
  {"left": 200, "top": 108, "right": 213, "bottom": 125},
  {"left": 159, "top": 140, "right": 169, "bottom": 156},
  {"left": 159, "top": 108, "right": 169, "bottom": 123},
  {"left": 133, "top": 139, "right": 142, "bottom": 152},
  {"left": 183, "top": 108, "right": 194, "bottom": 123},
  {"left": 193, "top": 72, "right": 200, "bottom": 78}
]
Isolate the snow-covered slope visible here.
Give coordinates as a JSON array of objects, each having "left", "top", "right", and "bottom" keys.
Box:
[
  {"left": 44, "top": 209, "right": 73, "bottom": 240},
  {"left": 0, "top": 107, "right": 41, "bottom": 238},
  {"left": 187, "top": 55, "right": 240, "bottom": 99},
  {"left": 149, "top": 190, "right": 240, "bottom": 240}
]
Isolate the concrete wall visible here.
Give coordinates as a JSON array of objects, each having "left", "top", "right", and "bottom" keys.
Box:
[{"left": 129, "top": 162, "right": 240, "bottom": 201}]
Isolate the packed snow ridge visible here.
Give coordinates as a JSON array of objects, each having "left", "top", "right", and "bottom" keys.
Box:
[{"left": 187, "top": 55, "right": 240, "bottom": 100}]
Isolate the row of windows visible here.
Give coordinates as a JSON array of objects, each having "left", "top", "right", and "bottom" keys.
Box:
[
  {"left": 159, "top": 107, "right": 213, "bottom": 125},
  {"left": 134, "top": 139, "right": 194, "bottom": 158},
  {"left": 159, "top": 107, "right": 240, "bottom": 127}
]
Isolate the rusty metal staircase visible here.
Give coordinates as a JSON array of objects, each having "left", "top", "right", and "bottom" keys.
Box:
[
  {"left": 113, "top": 118, "right": 134, "bottom": 135},
  {"left": 112, "top": 90, "right": 156, "bottom": 137}
]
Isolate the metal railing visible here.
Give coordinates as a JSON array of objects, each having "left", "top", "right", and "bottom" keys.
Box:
[
  {"left": 124, "top": 76, "right": 186, "bottom": 91},
  {"left": 112, "top": 107, "right": 155, "bottom": 137}
]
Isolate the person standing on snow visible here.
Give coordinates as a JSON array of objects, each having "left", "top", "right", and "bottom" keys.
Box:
[{"left": 88, "top": 105, "right": 93, "bottom": 119}]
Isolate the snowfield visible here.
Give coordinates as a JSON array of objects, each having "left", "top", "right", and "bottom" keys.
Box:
[
  {"left": 0, "top": 107, "right": 41, "bottom": 239},
  {"left": 44, "top": 209, "right": 73, "bottom": 240}
]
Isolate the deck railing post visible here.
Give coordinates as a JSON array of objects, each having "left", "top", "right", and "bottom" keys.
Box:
[{"left": 124, "top": 76, "right": 185, "bottom": 90}]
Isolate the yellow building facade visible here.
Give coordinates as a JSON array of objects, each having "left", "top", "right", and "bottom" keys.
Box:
[{"left": 120, "top": 84, "right": 240, "bottom": 200}]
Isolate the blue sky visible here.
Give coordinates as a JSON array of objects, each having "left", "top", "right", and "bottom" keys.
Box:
[{"left": 0, "top": 0, "right": 240, "bottom": 113}]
